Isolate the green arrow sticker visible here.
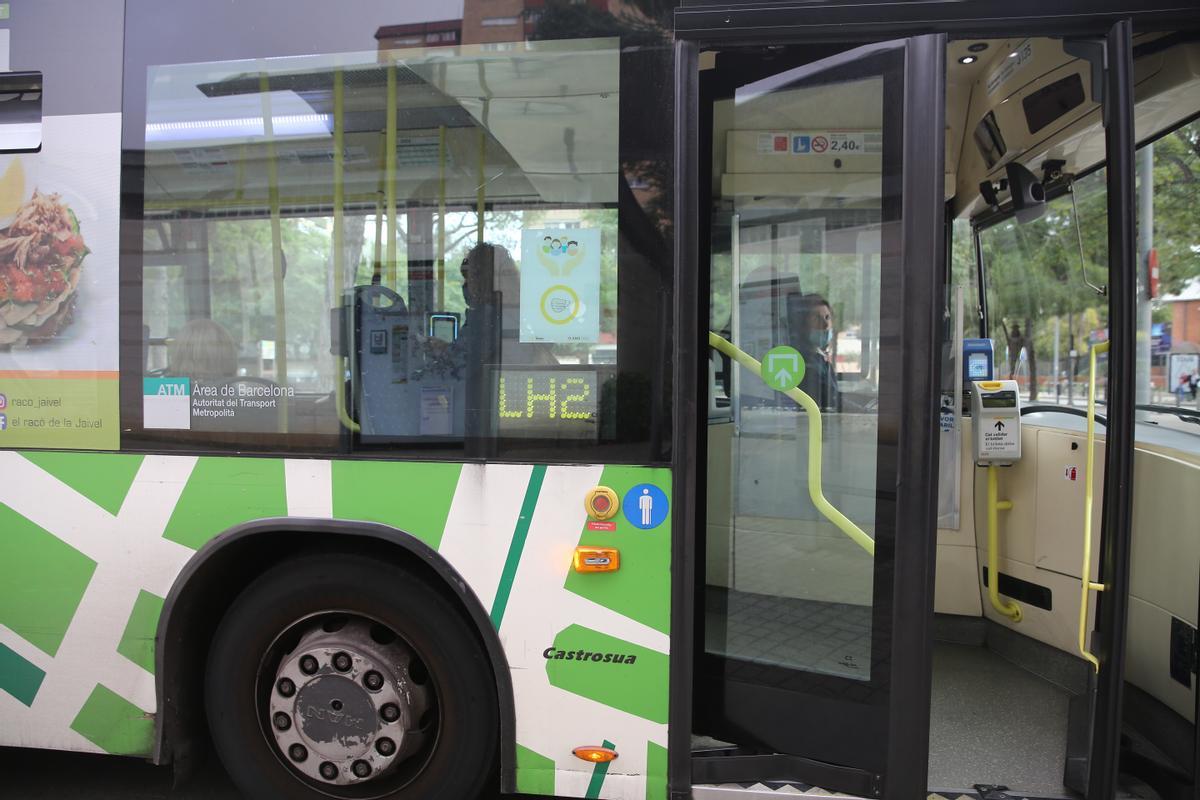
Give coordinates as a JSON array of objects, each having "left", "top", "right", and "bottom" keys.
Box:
[{"left": 761, "top": 345, "right": 805, "bottom": 392}]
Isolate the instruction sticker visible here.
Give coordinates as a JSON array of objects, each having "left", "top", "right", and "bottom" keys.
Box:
[
  {"left": 979, "top": 416, "right": 1019, "bottom": 458},
  {"left": 986, "top": 40, "right": 1035, "bottom": 96}
]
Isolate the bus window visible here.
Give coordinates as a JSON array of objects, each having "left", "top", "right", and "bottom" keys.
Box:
[
  {"left": 126, "top": 38, "right": 672, "bottom": 459},
  {"left": 979, "top": 166, "right": 1109, "bottom": 408}
]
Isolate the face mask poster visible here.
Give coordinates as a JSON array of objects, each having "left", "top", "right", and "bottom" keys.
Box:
[{"left": 519, "top": 228, "right": 601, "bottom": 344}]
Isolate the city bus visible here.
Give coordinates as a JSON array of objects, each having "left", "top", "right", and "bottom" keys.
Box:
[{"left": 0, "top": 1, "right": 1198, "bottom": 799}]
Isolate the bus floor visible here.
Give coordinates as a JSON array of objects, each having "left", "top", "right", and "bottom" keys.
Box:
[{"left": 928, "top": 639, "right": 1075, "bottom": 798}]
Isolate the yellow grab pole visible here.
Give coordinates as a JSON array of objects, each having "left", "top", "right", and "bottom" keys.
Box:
[
  {"left": 1078, "top": 341, "right": 1110, "bottom": 672},
  {"left": 708, "top": 332, "right": 874, "bottom": 556},
  {"left": 385, "top": 63, "right": 397, "bottom": 290},
  {"left": 476, "top": 125, "right": 486, "bottom": 249},
  {"left": 259, "top": 71, "right": 288, "bottom": 432},
  {"left": 332, "top": 68, "right": 360, "bottom": 433},
  {"left": 987, "top": 465, "right": 1022, "bottom": 621},
  {"left": 438, "top": 124, "right": 447, "bottom": 303}
]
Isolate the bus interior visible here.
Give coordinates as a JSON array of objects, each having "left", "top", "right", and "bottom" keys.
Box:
[{"left": 700, "top": 30, "right": 1200, "bottom": 799}]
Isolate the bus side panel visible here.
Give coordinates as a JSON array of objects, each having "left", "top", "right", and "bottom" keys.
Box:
[{"left": 0, "top": 452, "right": 671, "bottom": 800}]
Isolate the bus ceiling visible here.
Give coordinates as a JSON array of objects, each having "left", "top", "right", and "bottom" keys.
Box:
[
  {"left": 705, "top": 34, "right": 1200, "bottom": 221},
  {"left": 948, "top": 32, "right": 1200, "bottom": 223}
]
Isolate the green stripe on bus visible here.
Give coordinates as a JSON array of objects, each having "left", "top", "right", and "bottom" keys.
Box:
[
  {"left": 646, "top": 741, "right": 668, "bottom": 800},
  {"left": 563, "top": 465, "right": 672, "bottom": 634},
  {"left": 330, "top": 460, "right": 462, "bottom": 550},
  {"left": 70, "top": 684, "right": 154, "bottom": 756},
  {"left": 544, "top": 624, "right": 669, "bottom": 724},
  {"left": 0, "top": 642, "right": 44, "bottom": 706},
  {"left": 584, "top": 739, "right": 616, "bottom": 799},
  {"left": 490, "top": 464, "right": 547, "bottom": 628},
  {"left": 0, "top": 503, "right": 96, "bottom": 657},
  {"left": 21, "top": 451, "right": 144, "bottom": 516},
  {"left": 116, "top": 590, "right": 164, "bottom": 674},
  {"left": 516, "top": 743, "right": 557, "bottom": 795},
  {"left": 163, "top": 457, "right": 287, "bottom": 550}
]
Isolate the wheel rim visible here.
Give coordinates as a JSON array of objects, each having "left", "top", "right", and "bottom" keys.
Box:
[{"left": 259, "top": 614, "right": 435, "bottom": 796}]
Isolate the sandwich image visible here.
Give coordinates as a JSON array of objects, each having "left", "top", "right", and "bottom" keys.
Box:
[{"left": 0, "top": 190, "right": 89, "bottom": 347}]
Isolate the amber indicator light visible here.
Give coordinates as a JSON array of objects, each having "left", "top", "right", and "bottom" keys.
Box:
[
  {"left": 572, "top": 546, "right": 620, "bottom": 573},
  {"left": 572, "top": 746, "right": 618, "bottom": 763}
]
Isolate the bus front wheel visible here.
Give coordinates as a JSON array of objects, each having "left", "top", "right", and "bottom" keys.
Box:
[{"left": 204, "top": 552, "right": 498, "bottom": 800}]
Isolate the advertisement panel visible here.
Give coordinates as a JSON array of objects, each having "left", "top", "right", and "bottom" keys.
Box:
[{"left": 0, "top": 114, "right": 120, "bottom": 449}]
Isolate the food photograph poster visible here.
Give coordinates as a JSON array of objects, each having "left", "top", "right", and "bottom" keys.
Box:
[{"left": 0, "top": 113, "right": 120, "bottom": 449}]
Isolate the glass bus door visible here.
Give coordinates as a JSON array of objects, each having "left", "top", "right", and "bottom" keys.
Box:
[{"left": 695, "top": 35, "right": 945, "bottom": 797}]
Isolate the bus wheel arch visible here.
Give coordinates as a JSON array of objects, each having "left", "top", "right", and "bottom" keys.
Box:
[{"left": 153, "top": 519, "right": 516, "bottom": 793}]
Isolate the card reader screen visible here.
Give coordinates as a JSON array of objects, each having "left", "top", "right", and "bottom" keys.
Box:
[
  {"left": 981, "top": 390, "right": 1017, "bottom": 409},
  {"left": 967, "top": 353, "right": 990, "bottom": 379}
]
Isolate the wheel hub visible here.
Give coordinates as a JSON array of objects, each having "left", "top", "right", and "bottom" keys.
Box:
[{"left": 265, "top": 618, "right": 431, "bottom": 787}]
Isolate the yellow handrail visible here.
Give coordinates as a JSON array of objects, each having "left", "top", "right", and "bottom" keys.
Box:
[
  {"left": 986, "top": 465, "right": 1021, "bottom": 621},
  {"left": 332, "top": 69, "right": 360, "bottom": 434},
  {"left": 1078, "top": 341, "right": 1109, "bottom": 672},
  {"left": 259, "top": 71, "right": 289, "bottom": 433},
  {"left": 708, "top": 332, "right": 875, "bottom": 556}
]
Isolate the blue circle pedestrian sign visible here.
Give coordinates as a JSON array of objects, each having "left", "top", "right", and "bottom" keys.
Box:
[{"left": 623, "top": 484, "right": 668, "bottom": 529}]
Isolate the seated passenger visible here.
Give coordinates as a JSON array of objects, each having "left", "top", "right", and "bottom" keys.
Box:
[
  {"left": 796, "top": 294, "right": 840, "bottom": 412},
  {"left": 167, "top": 318, "right": 237, "bottom": 382},
  {"left": 456, "top": 241, "right": 557, "bottom": 368}
]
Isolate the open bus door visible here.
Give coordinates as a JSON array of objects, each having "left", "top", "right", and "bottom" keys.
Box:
[{"left": 684, "top": 33, "right": 946, "bottom": 798}]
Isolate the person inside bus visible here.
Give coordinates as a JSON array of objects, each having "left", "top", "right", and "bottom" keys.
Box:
[
  {"left": 796, "top": 293, "right": 840, "bottom": 412},
  {"left": 435, "top": 242, "right": 557, "bottom": 369},
  {"left": 167, "top": 318, "right": 238, "bottom": 382}
]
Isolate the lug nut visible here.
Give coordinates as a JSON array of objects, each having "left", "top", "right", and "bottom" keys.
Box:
[
  {"left": 352, "top": 760, "right": 372, "bottom": 778},
  {"left": 333, "top": 652, "right": 353, "bottom": 672},
  {"left": 299, "top": 655, "right": 318, "bottom": 675},
  {"left": 363, "top": 670, "right": 384, "bottom": 691},
  {"left": 273, "top": 712, "right": 291, "bottom": 731},
  {"left": 380, "top": 703, "right": 400, "bottom": 723},
  {"left": 376, "top": 737, "right": 396, "bottom": 756},
  {"left": 288, "top": 743, "right": 307, "bottom": 762},
  {"left": 277, "top": 678, "right": 296, "bottom": 697},
  {"left": 319, "top": 761, "right": 338, "bottom": 780}
]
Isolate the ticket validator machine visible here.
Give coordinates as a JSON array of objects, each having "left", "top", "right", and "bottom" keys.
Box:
[{"left": 970, "top": 380, "right": 1022, "bottom": 466}]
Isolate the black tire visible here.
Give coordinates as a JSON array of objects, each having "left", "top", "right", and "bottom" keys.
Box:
[{"left": 205, "top": 552, "right": 499, "bottom": 800}]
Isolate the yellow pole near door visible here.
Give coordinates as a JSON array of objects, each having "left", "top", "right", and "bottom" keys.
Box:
[
  {"left": 385, "top": 63, "right": 397, "bottom": 290},
  {"left": 1078, "top": 341, "right": 1110, "bottom": 672},
  {"left": 332, "top": 68, "right": 360, "bottom": 433},
  {"left": 438, "top": 124, "right": 447, "bottom": 306},
  {"left": 258, "top": 71, "right": 288, "bottom": 433},
  {"left": 707, "top": 332, "right": 874, "bottom": 556},
  {"left": 986, "top": 465, "right": 1022, "bottom": 621}
]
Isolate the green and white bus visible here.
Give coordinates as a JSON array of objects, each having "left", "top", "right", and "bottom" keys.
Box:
[{"left": 1, "top": 1, "right": 1199, "bottom": 799}]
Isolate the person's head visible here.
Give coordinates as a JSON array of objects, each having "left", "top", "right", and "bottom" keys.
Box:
[
  {"left": 168, "top": 318, "right": 237, "bottom": 381},
  {"left": 460, "top": 242, "right": 519, "bottom": 309},
  {"left": 800, "top": 294, "right": 833, "bottom": 350}
]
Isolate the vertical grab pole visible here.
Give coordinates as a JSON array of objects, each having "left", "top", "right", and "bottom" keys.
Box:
[
  {"left": 1078, "top": 340, "right": 1109, "bottom": 672},
  {"left": 259, "top": 70, "right": 289, "bottom": 432},
  {"left": 333, "top": 68, "right": 360, "bottom": 433},
  {"left": 438, "top": 124, "right": 447, "bottom": 305},
  {"left": 385, "top": 63, "right": 398, "bottom": 291},
  {"left": 986, "top": 465, "right": 1021, "bottom": 621}
]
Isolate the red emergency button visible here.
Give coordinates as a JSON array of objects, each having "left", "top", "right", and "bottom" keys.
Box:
[{"left": 584, "top": 486, "right": 620, "bottom": 521}]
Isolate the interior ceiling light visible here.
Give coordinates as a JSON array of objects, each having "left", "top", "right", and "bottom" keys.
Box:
[
  {"left": 968, "top": 42, "right": 989, "bottom": 52},
  {"left": 958, "top": 55, "right": 978, "bottom": 65}
]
